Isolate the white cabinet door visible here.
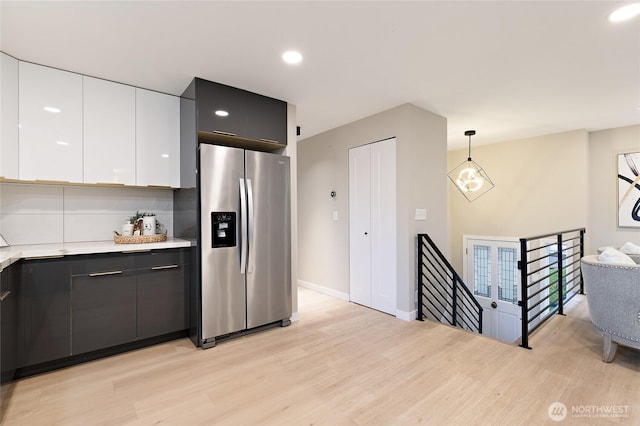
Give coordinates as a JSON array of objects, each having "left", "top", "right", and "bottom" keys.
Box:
[
  {"left": 135, "top": 88, "right": 180, "bottom": 187},
  {"left": 83, "top": 76, "right": 135, "bottom": 184},
  {"left": 19, "top": 62, "right": 83, "bottom": 182},
  {"left": 1, "top": 53, "right": 19, "bottom": 179}
]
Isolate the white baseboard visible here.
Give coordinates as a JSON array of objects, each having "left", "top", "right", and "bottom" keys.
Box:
[
  {"left": 396, "top": 309, "right": 417, "bottom": 322},
  {"left": 297, "top": 279, "right": 349, "bottom": 301},
  {"left": 297, "top": 280, "right": 417, "bottom": 322},
  {"left": 290, "top": 311, "right": 300, "bottom": 322}
]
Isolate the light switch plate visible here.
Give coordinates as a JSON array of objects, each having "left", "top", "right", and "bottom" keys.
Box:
[
  {"left": 415, "top": 208, "right": 427, "bottom": 221},
  {"left": 333, "top": 210, "right": 339, "bottom": 221}
]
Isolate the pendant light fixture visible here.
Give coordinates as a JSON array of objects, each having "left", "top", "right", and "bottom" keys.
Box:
[{"left": 448, "top": 130, "right": 495, "bottom": 202}]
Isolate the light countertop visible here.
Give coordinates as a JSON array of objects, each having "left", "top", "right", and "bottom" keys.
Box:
[{"left": 0, "top": 238, "right": 192, "bottom": 271}]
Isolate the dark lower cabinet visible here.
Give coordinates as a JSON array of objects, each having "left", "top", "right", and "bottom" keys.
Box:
[
  {"left": 1, "top": 264, "right": 18, "bottom": 383},
  {"left": 20, "top": 258, "right": 71, "bottom": 367},
  {"left": 137, "top": 265, "right": 188, "bottom": 339},
  {"left": 9, "top": 248, "right": 189, "bottom": 376},
  {"left": 72, "top": 271, "right": 137, "bottom": 355}
]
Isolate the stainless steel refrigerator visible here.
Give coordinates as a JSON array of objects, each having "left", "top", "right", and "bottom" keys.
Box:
[{"left": 198, "top": 143, "right": 291, "bottom": 348}]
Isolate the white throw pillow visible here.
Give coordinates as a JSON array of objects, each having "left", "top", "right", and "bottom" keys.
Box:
[
  {"left": 620, "top": 241, "right": 640, "bottom": 255},
  {"left": 598, "top": 247, "right": 636, "bottom": 265}
]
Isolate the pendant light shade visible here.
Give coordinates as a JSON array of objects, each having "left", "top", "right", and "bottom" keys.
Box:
[{"left": 448, "top": 130, "right": 494, "bottom": 202}]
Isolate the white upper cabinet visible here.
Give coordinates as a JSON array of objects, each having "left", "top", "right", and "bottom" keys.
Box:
[
  {"left": 83, "top": 76, "right": 135, "bottom": 184},
  {"left": 19, "top": 62, "right": 83, "bottom": 183},
  {"left": 1, "top": 53, "right": 19, "bottom": 179},
  {"left": 135, "top": 88, "right": 180, "bottom": 187}
]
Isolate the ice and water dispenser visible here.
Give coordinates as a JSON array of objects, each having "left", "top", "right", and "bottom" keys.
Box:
[{"left": 211, "top": 212, "right": 236, "bottom": 248}]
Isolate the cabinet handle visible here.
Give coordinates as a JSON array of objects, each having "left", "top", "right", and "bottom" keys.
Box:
[
  {"left": 89, "top": 270, "right": 123, "bottom": 277},
  {"left": 34, "top": 179, "right": 71, "bottom": 184},
  {"left": 121, "top": 249, "right": 152, "bottom": 254},
  {"left": 259, "top": 138, "right": 280, "bottom": 144},
  {"left": 213, "top": 130, "right": 236, "bottom": 137},
  {"left": 25, "top": 255, "right": 65, "bottom": 260},
  {"left": 151, "top": 264, "right": 179, "bottom": 271},
  {"left": 0, "top": 290, "right": 10, "bottom": 302}
]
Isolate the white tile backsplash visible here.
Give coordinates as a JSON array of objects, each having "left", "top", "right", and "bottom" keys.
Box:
[
  {"left": 63, "top": 186, "right": 173, "bottom": 215},
  {"left": 1, "top": 214, "right": 64, "bottom": 245},
  {"left": 0, "top": 183, "right": 174, "bottom": 244},
  {"left": 1, "top": 184, "right": 63, "bottom": 214}
]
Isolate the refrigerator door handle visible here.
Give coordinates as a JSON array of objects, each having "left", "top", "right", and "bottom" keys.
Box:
[
  {"left": 239, "top": 178, "right": 248, "bottom": 274},
  {"left": 246, "top": 178, "right": 255, "bottom": 274}
]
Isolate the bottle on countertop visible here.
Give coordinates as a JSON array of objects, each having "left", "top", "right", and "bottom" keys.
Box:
[{"left": 122, "top": 221, "right": 134, "bottom": 236}]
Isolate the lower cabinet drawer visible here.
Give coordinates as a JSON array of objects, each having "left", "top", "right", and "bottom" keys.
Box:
[
  {"left": 71, "top": 271, "right": 137, "bottom": 355},
  {"left": 137, "top": 265, "right": 188, "bottom": 339}
]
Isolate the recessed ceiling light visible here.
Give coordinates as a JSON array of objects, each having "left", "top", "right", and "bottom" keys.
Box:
[
  {"left": 282, "top": 50, "right": 303, "bottom": 65},
  {"left": 161, "top": 154, "right": 169, "bottom": 158},
  {"left": 609, "top": 3, "right": 640, "bottom": 22},
  {"left": 44, "top": 106, "right": 61, "bottom": 113},
  {"left": 56, "top": 141, "right": 68, "bottom": 146},
  {"left": 215, "top": 110, "right": 229, "bottom": 117}
]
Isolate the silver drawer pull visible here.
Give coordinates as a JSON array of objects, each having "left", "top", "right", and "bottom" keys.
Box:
[
  {"left": 89, "top": 270, "right": 123, "bottom": 277},
  {"left": 259, "top": 138, "right": 280, "bottom": 144},
  {"left": 151, "top": 264, "right": 179, "bottom": 271},
  {"left": 121, "top": 249, "right": 151, "bottom": 254},
  {"left": 213, "top": 130, "right": 236, "bottom": 137},
  {"left": 0, "top": 290, "right": 11, "bottom": 302}
]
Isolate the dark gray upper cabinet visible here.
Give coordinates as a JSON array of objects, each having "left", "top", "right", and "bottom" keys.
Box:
[
  {"left": 19, "top": 257, "right": 71, "bottom": 367},
  {"left": 245, "top": 93, "right": 287, "bottom": 144},
  {"left": 192, "top": 78, "right": 287, "bottom": 149},
  {"left": 196, "top": 79, "right": 248, "bottom": 136}
]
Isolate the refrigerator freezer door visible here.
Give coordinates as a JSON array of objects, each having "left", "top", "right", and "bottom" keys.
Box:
[
  {"left": 200, "top": 144, "right": 247, "bottom": 340},
  {"left": 245, "top": 151, "right": 292, "bottom": 329}
]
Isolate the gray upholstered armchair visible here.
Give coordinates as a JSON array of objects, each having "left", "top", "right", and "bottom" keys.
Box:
[{"left": 581, "top": 255, "right": 640, "bottom": 362}]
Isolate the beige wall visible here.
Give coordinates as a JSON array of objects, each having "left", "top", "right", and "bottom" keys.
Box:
[
  {"left": 448, "top": 129, "right": 590, "bottom": 272},
  {"left": 588, "top": 125, "right": 640, "bottom": 252},
  {"left": 297, "top": 103, "right": 447, "bottom": 316}
]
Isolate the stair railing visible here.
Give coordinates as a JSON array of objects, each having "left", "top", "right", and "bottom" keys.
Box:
[
  {"left": 518, "top": 228, "right": 586, "bottom": 349},
  {"left": 417, "top": 234, "right": 482, "bottom": 334}
]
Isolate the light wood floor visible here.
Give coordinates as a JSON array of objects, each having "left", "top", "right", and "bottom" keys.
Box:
[{"left": 1, "top": 288, "right": 639, "bottom": 425}]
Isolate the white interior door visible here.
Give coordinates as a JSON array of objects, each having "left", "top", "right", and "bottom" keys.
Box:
[
  {"left": 349, "top": 138, "right": 397, "bottom": 316},
  {"left": 464, "top": 237, "right": 521, "bottom": 343},
  {"left": 348, "top": 143, "right": 372, "bottom": 307},
  {"left": 370, "top": 139, "right": 396, "bottom": 314}
]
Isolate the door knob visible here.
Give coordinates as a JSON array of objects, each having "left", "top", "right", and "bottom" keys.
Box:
[{"left": 491, "top": 301, "right": 497, "bottom": 309}]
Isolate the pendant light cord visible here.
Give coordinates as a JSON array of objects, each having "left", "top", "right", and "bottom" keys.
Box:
[{"left": 464, "top": 130, "right": 476, "bottom": 161}]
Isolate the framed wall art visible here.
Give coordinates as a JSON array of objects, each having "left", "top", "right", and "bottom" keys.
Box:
[{"left": 618, "top": 152, "right": 640, "bottom": 228}]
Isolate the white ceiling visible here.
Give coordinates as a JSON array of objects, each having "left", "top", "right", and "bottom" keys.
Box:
[{"left": 1, "top": 1, "right": 638, "bottom": 150}]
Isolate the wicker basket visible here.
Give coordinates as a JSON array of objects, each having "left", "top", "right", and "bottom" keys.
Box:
[{"left": 113, "top": 231, "right": 167, "bottom": 244}]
